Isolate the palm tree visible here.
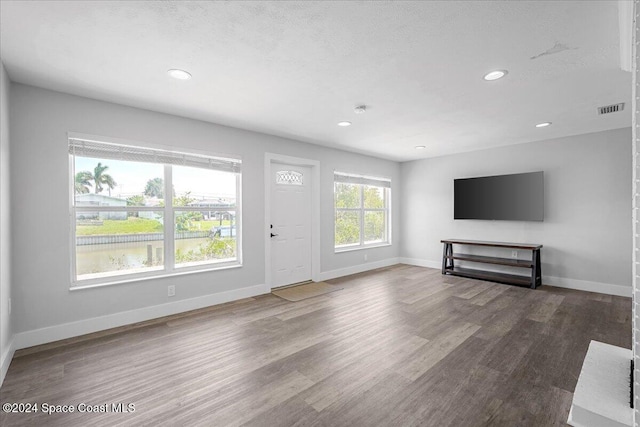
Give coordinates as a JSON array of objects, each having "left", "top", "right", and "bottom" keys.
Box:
[
  {"left": 93, "top": 163, "right": 116, "bottom": 195},
  {"left": 74, "top": 171, "right": 93, "bottom": 194}
]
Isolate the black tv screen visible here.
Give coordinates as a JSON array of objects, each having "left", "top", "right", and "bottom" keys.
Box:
[{"left": 454, "top": 172, "right": 544, "bottom": 221}]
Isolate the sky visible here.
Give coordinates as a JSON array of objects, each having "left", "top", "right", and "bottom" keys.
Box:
[{"left": 75, "top": 156, "right": 237, "bottom": 200}]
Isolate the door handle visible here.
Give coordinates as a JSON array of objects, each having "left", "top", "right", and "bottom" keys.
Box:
[{"left": 270, "top": 233, "right": 278, "bottom": 238}]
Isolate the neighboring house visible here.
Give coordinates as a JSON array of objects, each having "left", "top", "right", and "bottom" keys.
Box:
[
  {"left": 75, "top": 193, "right": 127, "bottom": 220},
  {"left": 189, "top": 198, "right": 236, "bottom": 220}
]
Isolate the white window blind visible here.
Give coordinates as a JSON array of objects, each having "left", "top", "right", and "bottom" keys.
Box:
[
  {"left": 334, "top": 172, "right": 391, "bottom": 188},
  {"left": 69, "top": 138, "right": 241, "bottom": 173}
]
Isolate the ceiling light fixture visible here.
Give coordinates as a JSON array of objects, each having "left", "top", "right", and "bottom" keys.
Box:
[
  {"left": 483, "top": 70, "right": 508, "bottom": 81},
  {"left": 337, "top": 121, "right": 352, "bottom": 127},
  {"left": 415, "top": 145, "right": 426, "bottom": 150},
  {"left": 167, "top": 69, "right": 192, "bottom": 80},
  {"left": 535, "top": 122, "right": 552, "bottom": 128},
  {"left": 354, "top": 105, "right": 367, "bottom": 114}
]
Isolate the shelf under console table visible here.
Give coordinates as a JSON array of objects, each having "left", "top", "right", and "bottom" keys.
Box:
[{"left": 441, "top": 239, "right": 543, "bottom": 289}]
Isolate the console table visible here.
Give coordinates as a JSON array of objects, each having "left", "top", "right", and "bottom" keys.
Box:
[{"left": 441, "top": 239, "right": 542, "bottom": 289}]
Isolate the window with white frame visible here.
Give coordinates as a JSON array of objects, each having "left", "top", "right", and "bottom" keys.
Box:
[
  {"left": 69, "top": 137, "right": 241, "bottom": 286},
  {"left": 334, "top": 172, "right": 390, "bottom": 250}
]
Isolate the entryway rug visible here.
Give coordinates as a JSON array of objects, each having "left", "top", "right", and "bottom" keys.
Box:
[{"left": 272, "top": 281, "right": 343, "bottom": 302}]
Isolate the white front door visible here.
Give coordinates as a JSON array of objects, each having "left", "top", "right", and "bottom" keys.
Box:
[{"left": 270, "top": 163, "right": 312, "bottom": 288}]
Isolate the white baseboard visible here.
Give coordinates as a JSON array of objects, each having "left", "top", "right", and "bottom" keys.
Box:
[
  {"left": 1, "top": 337, "right": 15, "bottom": 387},
  {"left": 14, "top": 284, "right": 269, "bottom": 351},
  {"left": 399, "top": 258, "right": 631, "bottom": 297},
  {"left": 8, "top": 259, "right": 631, "bottom": 370},
  {"left": 544, "top": 276, "right": 631, "bottom": 298},
  {"left": 398, "top": 257, "right": 441, "bottom": 270},
  {"left": 319, "top": 257, "right": 400, "bottom": 282}
]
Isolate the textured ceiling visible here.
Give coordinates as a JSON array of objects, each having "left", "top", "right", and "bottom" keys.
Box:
[{"left": 0, "top": 1, "right": 631, "bottom": 161}]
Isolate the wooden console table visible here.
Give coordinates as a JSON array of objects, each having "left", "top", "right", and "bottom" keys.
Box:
[{"left": 441, "top": 239, "right": 542, "bottom": 289}]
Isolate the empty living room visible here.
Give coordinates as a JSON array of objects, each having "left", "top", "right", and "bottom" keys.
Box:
[{"left": 0, "top": 1, "right": 637, "bottom": 426}]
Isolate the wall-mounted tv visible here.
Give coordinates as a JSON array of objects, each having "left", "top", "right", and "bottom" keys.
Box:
[{"left": 454, "top": 171, "right": 544, "bottom": 221}]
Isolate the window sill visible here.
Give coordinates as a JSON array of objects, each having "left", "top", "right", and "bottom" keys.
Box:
[
  {"left": 334, "top": 242, "right": 392, "bottom": 254},
  {"left": 70, "top": 262, "right": 242, "bottom": 291}
]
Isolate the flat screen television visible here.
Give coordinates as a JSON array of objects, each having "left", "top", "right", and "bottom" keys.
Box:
[{"left": 454, "top": 171, "right": 544, "bottom": 221}]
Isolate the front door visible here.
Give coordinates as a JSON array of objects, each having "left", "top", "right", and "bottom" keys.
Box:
[{"left": 270, "top": 163, "right": 312, "bottom": 288}]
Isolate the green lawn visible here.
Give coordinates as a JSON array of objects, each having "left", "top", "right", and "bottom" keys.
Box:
[
  {"left": 76, "top": 217, "right": 233, "bottom": 235},
  {"left": 184, "top": 220, "right": 232, "bottom": 232}
]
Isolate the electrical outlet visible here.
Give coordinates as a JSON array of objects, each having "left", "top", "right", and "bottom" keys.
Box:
[
  {"left": 168, "top": 285, "right": 175, "bottom": 297},
  {"left": 364, "top": 254, "right": 368, "bottom": 261},
  {"left": 511, "top": 251, "right": 518, "bottom": 259}
]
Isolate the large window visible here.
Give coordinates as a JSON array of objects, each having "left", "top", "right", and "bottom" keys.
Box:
[
  {"left": 70, "top": 137, "right": 241, "bottom": 286},
  {"left": 334, "top": 172, "right": 390, "bottom": 250}
]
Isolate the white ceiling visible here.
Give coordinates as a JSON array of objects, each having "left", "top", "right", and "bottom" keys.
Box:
[{"left": 0, "top": 1, "right": 631, "bottom": 161}]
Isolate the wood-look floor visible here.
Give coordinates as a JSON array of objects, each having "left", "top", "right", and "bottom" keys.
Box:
[{"left": 0, "top": 265, "right": 631, "bottom": 426}]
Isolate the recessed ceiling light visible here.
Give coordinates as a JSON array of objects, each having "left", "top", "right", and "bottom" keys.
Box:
[
  {"left": 535, "top": 122, "right": 552, "bottom": 128},
  {"left": 415, "top": 145, "right": 426, "bottom": 150},
  {"left": 167, "top": 69, "right": 192, "bottom": 80},
  {"left": 483, "top": 70, "right": 508, "bottom": 81},
  {"left": 337, "top": 121, "right": 352, "bottom": 127}
]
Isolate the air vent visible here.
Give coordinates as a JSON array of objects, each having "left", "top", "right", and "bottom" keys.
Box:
[{"left": 598, "top": 103, "right": 625, "bottom": 115}]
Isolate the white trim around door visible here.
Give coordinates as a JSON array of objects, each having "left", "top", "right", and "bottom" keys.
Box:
[{"left": 265, "top": 153, "right": 321, "bottom": 290}]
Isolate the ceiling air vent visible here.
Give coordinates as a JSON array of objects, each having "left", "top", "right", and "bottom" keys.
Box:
[{"left": 598, "top": 103, "right": 625, "bottom": 115}]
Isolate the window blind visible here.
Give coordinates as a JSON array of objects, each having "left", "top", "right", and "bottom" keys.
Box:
[
  {"left": 334, "top": 172, "right": 391, "bottom": 188},
  {"left": 69, "top": 138, "right": 241, "bottom": 173}
]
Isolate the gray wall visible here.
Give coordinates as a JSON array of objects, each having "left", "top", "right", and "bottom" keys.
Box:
[
  {"left": 6, "top": 81, "right": 631, "bottom": 345},
  {"left": 9, "top": 83, "right": 400, "bottom": 335},
  {"left": 400, "top": 128, "right": 632, "bottom": 294},
  {"left": 1, "top": 63, "right": 12, "bottom": 374}
]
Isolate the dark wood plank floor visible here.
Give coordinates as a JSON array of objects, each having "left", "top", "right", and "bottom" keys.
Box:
[{"left": 0, "top": 265, "right": 631, "bottom": 426}]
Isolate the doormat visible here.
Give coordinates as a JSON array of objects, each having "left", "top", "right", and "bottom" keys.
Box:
[{"left": 272, "top": 282, "right": 343, "bottom": 302}]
